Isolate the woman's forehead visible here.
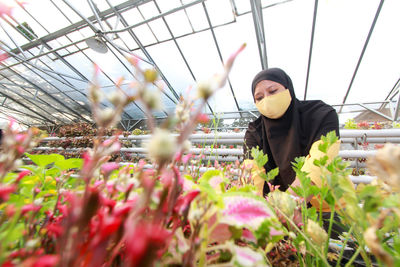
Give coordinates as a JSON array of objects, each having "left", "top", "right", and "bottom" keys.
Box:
[{"left": 255, "top": 80, "right": 284, "bottom": 92}]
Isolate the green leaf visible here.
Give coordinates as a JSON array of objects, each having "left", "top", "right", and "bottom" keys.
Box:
[
  {"left": 0, "top": 223, "right": 25, "bottom": 244},
  {"left": 251, "top": 146, "right": 268, "bottom": 168},
  {"left": 55, "top": 158, "right": 83, "bottom": 171},
  {"left": 265, "top": 167, "right": 279, "bottom": 182},
  {"left": 25, "top": 153, "right": 65, "bottom": 167},
  {"left": 45, "top": 167, "right": 61, "bottom": 177}
]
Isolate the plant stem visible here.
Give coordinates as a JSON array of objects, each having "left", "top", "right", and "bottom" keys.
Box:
[
  {"left": 344, "top": 244, "right": 362, "bottom": 267},
  {"left": 335, "top": 225, "right": 354, "bottom": 267},
  {"left": 273, "top": 205, "right": 331, "bottom": 266},
  {"left": 324, "top": 210, "right": 335, "bottom": 256}
]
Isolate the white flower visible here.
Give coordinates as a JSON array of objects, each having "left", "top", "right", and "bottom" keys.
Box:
[
  {"left": 196, "top": 80, "right": 214, "bottom": 100},
  {"left": 145, "top": 128, "right": 177, "bottom": 165},
  {"left": 108, "top": 90, "right": 126, "bottom": 106},
  {"left": 142, "top": 89, "right": 162, "bottom": 110},
  {"left": 182, "top": 140, "right": 192, "bottom": 152}
]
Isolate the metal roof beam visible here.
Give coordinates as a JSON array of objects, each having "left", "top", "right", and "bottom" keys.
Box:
[
  {"left": 339, "top": 0, "right": 384, "bottom": 113},
  {"left": 152, "top": 0, "right": 214, "bottom": 114},
  {"left": 9, "top": 0, "right": 152, "bottom": 54},
  {"left": 2, "top": 65, "right": 90, "bottom": 123},
  {"left": 202, "top": 2, "right": 241, "bottom": 114},
  {"left": 303, "top": 0, "right": 318, "bottom": 100},
  {"left": 0, "top": 88, "right": 56, "bottom": 124},
  {"left": 250, "top": 0, "right": 268, "bottom": 70},
  {"left": 0, "top": 75, "right": 75, "bottom": 123},
  {"left": 101, "top": 1, "right": 180, "bottom": 105}
]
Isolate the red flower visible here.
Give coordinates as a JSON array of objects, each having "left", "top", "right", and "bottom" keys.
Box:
[
  {"left": 0, "top": 184, "right": 17, "bottom": 202},
  {"left": 17, "top": 170, "right": 31, "bottom": 182},
  {"left": 174, "top": 190, "right": 200, "bottom": 215},
  {"left": 112, "top": 200, "right": 136, "bottom": 217},
  {"left": 21, "top": 204, "right": 42, "bottom": 215},
  {"left": 126, "top": 223, "right": 171, "bottom": 266},
  {"left": 196, "top": 113, "right": 210, "bottom": 124},
  {"left": 46, "top": 223, "right": 64, "bottom": 238},
  {"left": 32, "top": 255, "right": 59, "bottom": 267}
]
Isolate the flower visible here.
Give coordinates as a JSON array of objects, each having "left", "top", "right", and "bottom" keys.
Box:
[
  {"left": 268, "top": 190, "right": 296, "bottom": 219},
  {"left": 142, "top": 89, "right": 162, "bottom": 110},
  {"left": 196, "top": 80, "right": 214, "bottom": 100},
  {"left": 196, "top": 113, "right": 210, "bottom": 124},
  {"left": 0, "top": 3, "right": 13, "bottom": 17},
  {"left": 306, "top": 219, "right": 328, "bottom": 247},
  {"left": 174, "top": 190, "right": 200, "bottom": 215},
  {"left": 101, "top": 162, "right": 120, "bottom": 176},
  {"left": 0, "top": 184, "right": 16, "bottom": 202},
  {"left": 32, "top": 255, "right": 59, "bottom": 267},
  {"left": 145, "top": 128, "right": 177, "bottom": 165},
  {"left": 108, "top": 90, "right": 126, "bottom": 106},
  {"left": 125, "top": 223, "right": 171, "bottom": 266},
  {"left": 368, "top": 144, "right": 400, "bottom": 192},
  {"left": 144, "top": 69, "right": 158, "bottom": 83}
]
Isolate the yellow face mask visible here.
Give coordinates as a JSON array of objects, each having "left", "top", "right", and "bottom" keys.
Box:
[{"left": 255, "top": 89, "right": 292, "bottom": 119}]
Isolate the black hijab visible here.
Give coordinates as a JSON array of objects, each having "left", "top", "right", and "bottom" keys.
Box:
[{"left": 247, "top": 68, "right": 339, "bottom": 194}]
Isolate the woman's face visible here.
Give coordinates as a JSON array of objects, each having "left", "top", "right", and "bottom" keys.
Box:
[{"left": 254, "top": 80, "right": 286, "bottom": 102}]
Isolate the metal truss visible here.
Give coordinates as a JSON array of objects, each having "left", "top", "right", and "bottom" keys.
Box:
[{"left": 0, "top": 0, "right": 399, "bottom": 128}]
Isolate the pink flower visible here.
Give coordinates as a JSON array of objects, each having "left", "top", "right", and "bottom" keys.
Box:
[
  {"left": 32, "top": 255, "right": 59, "bottom": 267},
  {"left": 0, "top": 3, "right": 13, "bottom": 17},
  {"left": 182, "top": 153, "right": 192, "bottom": 164},
  {"left": 0, "top": 53, "right": 9, "bottom": 62},
  {"left": 94, "top": 180, "right": 104, "bottom": 188},
  {"left": 101, "top": 162, "right": 120, "bottom": 176},
  {"left": 0, "top": 184, "right": 17, "bottom": 202},
  {"left": 82, "top": 152, "right": 93, "bottom": 171},
  {"left": 196, "top": 113, "right": 210, "bottom": 124},
  {"left": 15, "top": 134, "right": 26, "bottom": 143}
]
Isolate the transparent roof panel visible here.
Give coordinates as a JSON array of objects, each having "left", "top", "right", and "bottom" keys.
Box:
[
  {"left": 146, "top": 40, "right": 195, "bottom": 97},
  {"left": 184, "top": 4, "right": 208, "bottom": 31},
  {"left": 204, "top": 0, "right": 235, "bottom": 26},
  {"left": 148, "top": 19, "right": 172, "bottom": 42},
  {"left": 0, "top": 0, "right": 399, "bottom": 126},
  {"left": 154, "top": 0, "right": 181, "bottom": 13},
  {"left": 137, "top": 1, "right": 159, "bottom": 19},
  {"left": 164, "top": 10, "right": 193, "bottom": 37},
  {"left": 214, "top": 14, "right": 261, "bottom": 111}
]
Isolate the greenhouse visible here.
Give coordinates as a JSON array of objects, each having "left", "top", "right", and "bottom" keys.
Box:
[{"left": 0, "top": 0, "right": 399, "bottom": 266}]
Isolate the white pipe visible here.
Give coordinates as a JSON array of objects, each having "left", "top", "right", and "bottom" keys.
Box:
[
  {"left": 349, "top": 175, "right": 375, "bottom": 184},
  {"left": 41, "top": 129, "right": 400, "bottom": 142},
  {"left": 33, "top": 146, "right": 378, "bottom": 159}
]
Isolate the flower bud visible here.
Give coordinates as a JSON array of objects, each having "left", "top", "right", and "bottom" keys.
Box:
[
  {"left": 145, "top": 128, "right": 177, "bottom": 165},
  {"left": 306, "top": 219, "right": 328, "bottom": 247},
  {"left": 144, "top": 69, "right": 158, "bottom": 83},
  {"left": 142, "top": 89, "right": 162, "bottom": 110},
  {"left": 197, "top": 81, "right": 214, "bottom": 100},
  {"left": 108, "top": 90, "right": 126, "bottom": 106}
]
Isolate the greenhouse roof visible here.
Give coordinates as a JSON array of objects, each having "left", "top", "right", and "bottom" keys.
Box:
[{"left": 0, "top": 0, "right": 399, "bottom": 129}]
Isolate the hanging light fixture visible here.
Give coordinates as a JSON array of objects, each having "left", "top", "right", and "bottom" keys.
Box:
[{"left": 85, "top": 35, "right": 108, "bottom": 54}]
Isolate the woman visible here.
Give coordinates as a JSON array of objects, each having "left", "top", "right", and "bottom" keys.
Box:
[{"left": 243, "top": 68, "right": 340, "bottom": 202}]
